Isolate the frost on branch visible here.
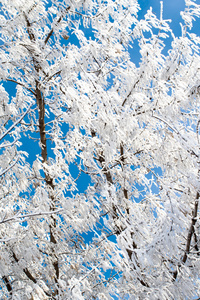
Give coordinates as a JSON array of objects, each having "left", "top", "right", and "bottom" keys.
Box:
[{"left": 0, "top": 0, "right": 200, "bottom": 299}]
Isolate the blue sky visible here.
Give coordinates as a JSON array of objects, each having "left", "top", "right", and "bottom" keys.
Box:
[
  {"left": 139, "top": 0, "right": 200, "bottom": 35},
  {"left": 130, "top": 0, "right": 200, "bottom": 64},
  {"left": 139, "top": 0, "right": 185, "bottom": 24}
]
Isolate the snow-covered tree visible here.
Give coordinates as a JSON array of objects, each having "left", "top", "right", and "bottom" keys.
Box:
[{"left": 0, "top": 0, "right": 200, "bottom": 299}]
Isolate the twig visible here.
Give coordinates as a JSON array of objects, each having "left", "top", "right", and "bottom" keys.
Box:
[
  {"left": 0, "top": 103, "right": 33, "bottom": 142},
  {"left": 6, "top": 79, "right": 36, "bottom": 96},
  {"left": 0, "top": 209, "right": 63, "bottom": 225}
]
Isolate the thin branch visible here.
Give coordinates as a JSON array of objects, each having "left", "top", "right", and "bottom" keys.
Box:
[
  {"left": 43, "top": 70, "right": 62, "bottom": 83},
  {"left": 44, "top": 6, "right": 70, "bottom": 45},
  {"left": 122, "top": 71, "right": 144, "bottom": 106},
  {"left": 92, "top": 271, "right": 121, "bottom": 289},
  {"left": 0, "top": 103, "right": 33, "bottom": 142},
  {"left": 197, "top": 119, "right": 200, "bottom": 145},
  {"left": 6, "top": 79, "right": 36, "bottom": 96},
  {"left": 0, "top": 209, "right": 63, "bottom": 225},
  {"left": 153, "top": 114, "right": 198, "bottom": 158},
  {"left": 11, "top": 251, "right": 51, "bottom": 297},
  {"left": 182, "top": 192, "right": 199, "bottom": 263},
  {"left": 2, "top": 276, "right": 12, "bottom": 294},
  {"left": 23, "top": 12, "right": 35, "bottom": 41},
  {"left": 0, "top": 138, "right": 18, "bottom": 149},
  {"left": 173, "top": 192, "right": 199, "bottom": 280},
  {"left": 12, "top": 251, "right": 37, "bottom": 283},
  {"left": 0, "top": 156, "right": 19, "bottom": 177}
]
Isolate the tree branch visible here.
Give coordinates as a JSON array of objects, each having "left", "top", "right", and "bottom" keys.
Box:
[
  {"left": 173, "top": 192, "right": 199, "bottom": 280},
  {"left": 44, "top": 6, "right": 71, "bottom": 45},
  {"left": 0, "top": 209, "right": 63, "bottom": 225},
  {"left": 91, "top": 131, "right": 149, "bottom": 287},
  {"left": 0, "top": 156, "right": 19, "bottom": 177},
  {"left": 0, "top": 103, "right": 33, "bottom": 142},
  {"left": 6, "top": 79, "right": 36, "bottom": 96},
  {"left": 2, "top": 276, "right": 12, "bottom": 294}
]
